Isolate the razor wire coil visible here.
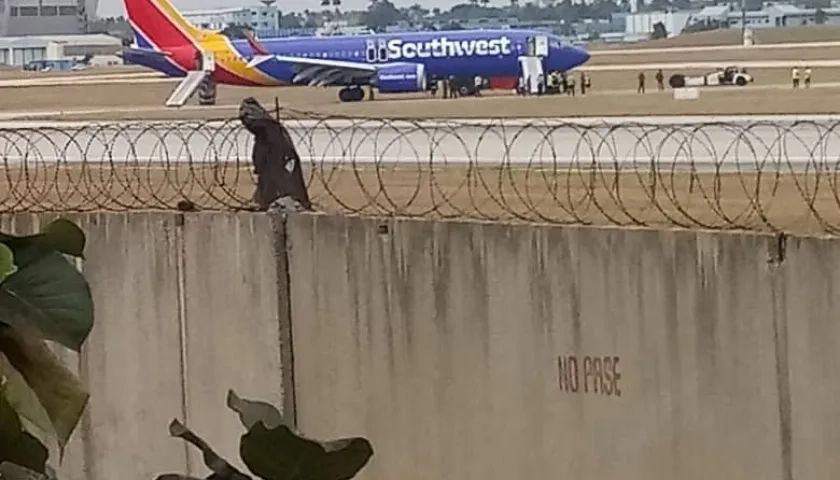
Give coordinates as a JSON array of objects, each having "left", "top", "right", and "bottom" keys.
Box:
[{"left": 2, "top": 117, "right": 840, "bottom": 234}]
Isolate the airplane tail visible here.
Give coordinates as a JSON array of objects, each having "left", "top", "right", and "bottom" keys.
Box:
[{"left": 124, "top": 0, "right": 209, "bottom": 49}]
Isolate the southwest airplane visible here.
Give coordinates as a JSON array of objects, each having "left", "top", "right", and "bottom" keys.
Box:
[{"left": 121, "top": 0, "right": 591, "bottom": 104}]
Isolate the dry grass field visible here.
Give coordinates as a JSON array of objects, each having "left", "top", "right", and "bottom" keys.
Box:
[
  {"left": 3, "top": 164, "right": 838, "bottom": 234},
  {"left": 586, "top": 46, "right": 840, "bottom": 65},
  {"left": 590, "top": 25, "right": 840, "bottom": 50},
  {"left": 3, "top": 66, "right": 840, "bottom": 120}
]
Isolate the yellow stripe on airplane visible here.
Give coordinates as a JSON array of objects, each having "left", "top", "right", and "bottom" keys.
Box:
[{"left": 152, "top": 0, "right": 277, "bottom": 85}]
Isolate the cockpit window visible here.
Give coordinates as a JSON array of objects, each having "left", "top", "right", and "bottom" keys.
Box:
[{"left": 551, "top": 39, "right": 562, "bottom": 48}]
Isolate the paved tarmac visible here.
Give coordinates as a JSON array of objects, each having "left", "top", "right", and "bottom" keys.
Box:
[
  {"left": 0, "top": 116, "right": 838, "bottom": 171},
  {"left": 4, "top": 58, "right": 840, "bottom": 88}
]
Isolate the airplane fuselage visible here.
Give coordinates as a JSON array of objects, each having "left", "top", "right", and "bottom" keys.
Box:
[{"left": 126, "top": 29, "right": 590, "bottom": 87}]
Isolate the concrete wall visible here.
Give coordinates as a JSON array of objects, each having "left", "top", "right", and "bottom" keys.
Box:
[
  {"left": 0, "top": 212, "right": 289, "bottom": 480},
  {"left": 282, "top": 214, "right": 835, "bottom": 480},
  {"left": 9, "top": 211, "right": 840, "bottom": 480}
]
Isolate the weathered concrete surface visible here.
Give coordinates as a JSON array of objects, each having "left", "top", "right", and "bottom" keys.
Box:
[
  {"left": 77, "top": 213, "right": 187, "bottom": 480},
  {"left": 781, "top": 235, "right": 840, "bottom": 480},
  {"left": 180, "top": 212, "right": 284, "bottom": 474},
  {"left": 0, "top": 212, "right": 286, "bottom": 480},
  {"left": 8, "top": 211, "right": 840, "bottom": 480},
  {"left": 286, "top": 215, "right": 787, "bottom": 480}
]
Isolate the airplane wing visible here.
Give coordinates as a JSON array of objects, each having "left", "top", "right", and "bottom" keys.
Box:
[{"left": 247, "top": 54, "right": 378, "bottom": 86}]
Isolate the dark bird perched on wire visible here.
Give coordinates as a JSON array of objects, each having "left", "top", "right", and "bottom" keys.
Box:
[
  {"left": 238, "top": 97, "right": 312, "bottom": 212},
  {"left": 176, "top": 199, "right": 197, "bottom": 212}
]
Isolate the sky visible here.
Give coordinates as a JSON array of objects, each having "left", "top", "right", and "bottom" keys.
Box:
[{"left": 96, "top": 0, "right": 476, "bottom": 17}]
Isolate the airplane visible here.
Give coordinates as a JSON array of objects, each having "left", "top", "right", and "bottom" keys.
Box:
[{"left": 120, "top": 0, "right": 591, "bottom": 106}]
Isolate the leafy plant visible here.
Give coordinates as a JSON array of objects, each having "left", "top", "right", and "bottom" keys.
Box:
[
  {"left": 156, "top": 390, "right": 374, "bottom": 480},
  {"left": 0, "top": 219, "right": 93, "bottom": 475}
]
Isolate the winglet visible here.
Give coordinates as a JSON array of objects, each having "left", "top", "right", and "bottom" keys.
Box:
[{"left": 242, "top": 30, "right": 270, "bottom": 56}]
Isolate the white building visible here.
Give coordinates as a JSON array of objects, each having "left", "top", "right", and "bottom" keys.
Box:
[
  {"left": 688, "top": 3, "right": 840, "bottom": 29},
  {"left": 181, "top": 5, "right": 280, "bottom": 35},
  {"left": 0, "top": 33, "right": 121, "bottom": 65},
  {"left": 317, "top": 20, "right": 370, "bottom": 36},
  {"left": 624, "top": 11, "right": 695, "bottom": 37},
  {"left": 1, "top": 0, "right": 99, "bottom": 36}
]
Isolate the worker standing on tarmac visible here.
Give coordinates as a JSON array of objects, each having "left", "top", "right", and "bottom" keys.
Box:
[
  {"left": 637, "top": 71, "right": 646, "bottom": 93},
  {"left": 792, "top": 67, "right": 800, "bottom": 88},
  {"left": 804, "top": 66, "right": 812, "bottom": 88},
  {"left": 655, "top": 69, "right": 664, "bottom": 91},
  {"left": 580, "top": 71, "right": 587, "bottom": 95}
]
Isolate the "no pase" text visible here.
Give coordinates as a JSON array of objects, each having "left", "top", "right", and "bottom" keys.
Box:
[{"left": 557, "top": 355, "right": 621, "bottom": 396}]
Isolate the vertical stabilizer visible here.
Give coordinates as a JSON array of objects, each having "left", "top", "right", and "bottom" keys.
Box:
[{"left": 123, "top": 0, "right": 206, "bottom": 48}]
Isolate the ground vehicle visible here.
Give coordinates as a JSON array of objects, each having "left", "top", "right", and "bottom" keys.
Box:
[
  {"left": 669, "top": 66, "right": 754, "bottom": 88},
  {"left": 450, "top": 76, "right": 489, "bottom": 96}
]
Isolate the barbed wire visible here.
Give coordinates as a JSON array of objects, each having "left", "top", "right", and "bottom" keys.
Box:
[{"left": 2, "top": 117, "right": 840, "bottom": 233}]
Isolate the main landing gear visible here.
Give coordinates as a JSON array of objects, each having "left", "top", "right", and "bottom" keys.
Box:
[
  {"left": 198, "top": 78, "right": 217, "bottom": 106},
  {"left": 338, "top": 86, "right": 365, "bottom": 102}
]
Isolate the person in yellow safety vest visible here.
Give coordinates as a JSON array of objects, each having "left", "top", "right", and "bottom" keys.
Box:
[{"left": 792, "top": 67, "right": 800, "bottom": 88}]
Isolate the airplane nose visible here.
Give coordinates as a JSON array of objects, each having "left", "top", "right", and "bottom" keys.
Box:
[{"left": 572, "top": 46, "right": 590, "bottom": 68}]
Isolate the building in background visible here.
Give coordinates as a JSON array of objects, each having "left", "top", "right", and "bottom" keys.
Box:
[
  {"left": 688, "top": 3, "right": 840, "bottom": 29},
  {"left": 0, "top": 33, "right": 121, "bottom": 65},
  {"left": 181, "top": 3, "right": 281, "bottom": 37},
  {"left": 1, "top": 0, "right": 98, "bottom": 36},
  {"left": 624, "top": 11, "right": 694, "bottom": 39}
]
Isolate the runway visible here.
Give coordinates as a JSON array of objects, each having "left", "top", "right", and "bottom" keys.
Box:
[
  {"left": 4, "top": 55, "right": 840, "bottom": 89},
  {"left": 1, "top": 116, "right": 838, "bottom": 171}
]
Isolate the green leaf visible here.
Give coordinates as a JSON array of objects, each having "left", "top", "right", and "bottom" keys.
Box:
[
  {"left": 154, "top": 475, "right": 209, "bottom": 480},
  {"left": 0, "top": 244, "right": 93, "bottom": 352},
  {"left": 0, "top": 244, "right": 18, "bottom": 282},
  {"left": 157, "top": 419, "right": 251, "bottom": 480},
  {"left": 0, "top": 381, "right": 48, "bottom": 473},
  {"left": 0, "top": 461, "right": 56, "bottom": 480},
  {"left": 36, "top": 219, "right": 86, "bottom": 258},
  {"left": 0, "top": 351, "right": 54, "bottom": 450},
  {"left": 226, "top": 390, "right": 285, "bottom": 431},
  {"left": 240, "top": 422, "right": 373, "bottom": 480},
  {"left": 0, "top": 219, "right": 86, "bottom": 260},
  {"left": 0, "top": 325, "right": 89, "bottom": 457}
]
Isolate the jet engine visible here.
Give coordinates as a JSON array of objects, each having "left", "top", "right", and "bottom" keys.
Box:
[{"left": 374, "top": 63, "right": 428, "bottom": 94}]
